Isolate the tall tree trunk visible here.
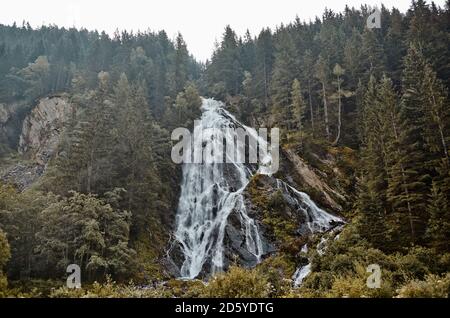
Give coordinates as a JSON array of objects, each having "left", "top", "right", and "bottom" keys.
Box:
[
  {"left": 431, "top": 93, "right": 449, "bottom": 165},
  {"left": 87, "top": 150, "right": 94, "bottom": 193},
  {"left": 308, "top": 80, "right": 314, "bottom": 136},
  {"left": 332, "top": 75, "right": 342, "bottom": 146},
  {"left": 321, "top": 82, "right": 330, "bottom": 140},
  {"left": 263, "top": 61, "right": 268, "bottom": 111}
]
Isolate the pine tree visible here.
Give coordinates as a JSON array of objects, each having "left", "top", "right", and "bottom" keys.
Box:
[
  {"left": 356, "top": 181, "right": 390, "bottom": 250},
  {"left": 315, "top": 55, "right": 330, "bottom": 140},
  {"left": 332, "top": 64, "right": 346, "bottom": 146},
  {"left": 208, "top": 26, "right": 243, "bottom": 95},
  {"left": 174, "top": 83, "right": 202, "bottom": 127},
  {"left": 426, "top": 182, "right": 450, "bottom": 251},
  {"left": 0, "top": 229, "right": 10, "bottom": 293},
  {"left": 270, "top": 31, "right": 297, "bottom": 128},
  {"left": 290, "top": 78, "right": 306, "bottom": 134},
  {"left": 302, "top": 50, "right": 316, "bottom": 135},
  {"left": 421, "top": 62, "right": 450, "bottom": 173},
  {"left": 344, "top": 28, "right": 363, "bottom": 87},
  {"left": 387, "top": 45, "right": 432, "bottom": 244},
  {"left": 361, "top": 76, "right": 391, "bottom": 211},
  {"left": 361, "top": 28, "right": 385, "bottom": 80},
  {"left": 172, "top": 33, "right": 189, "bottom": 95},
  {"left": 255, "top": 28, "right": 274, "bottom": 111}
]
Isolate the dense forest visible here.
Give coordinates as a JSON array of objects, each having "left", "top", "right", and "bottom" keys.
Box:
[{"left": 0, "top": 0, "right": 449, "bottom": 298}]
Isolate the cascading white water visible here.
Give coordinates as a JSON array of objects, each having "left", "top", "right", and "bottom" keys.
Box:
[
  {"left": 274, "top": 178, "right": 344, "bottom": 287},
  {"left": 175, "top": 98, "right": 343, "bottom": 280},
  {"left": 175, "top": 98, "right": 264, "bottom": 279},
  {"left": 275, "top": 179, "right": 342, "bottom": 234}
]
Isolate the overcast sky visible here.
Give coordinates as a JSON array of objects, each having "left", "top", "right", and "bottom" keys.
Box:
[{"left": 0, "top": 0, "right": 446, "bottom": 61}]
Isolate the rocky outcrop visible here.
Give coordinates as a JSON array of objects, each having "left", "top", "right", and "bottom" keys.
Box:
[
  {"left": 1, "top": 163, "right": 45, "bottom": 190},
  {"left": 19, "top": 95, "right": 74, "bottom": 165},
  {"left": 0, "top": 104, "right": 9, "bottom": 125},
  {"left": 0, "top": 101, "right": 26, "bottom": 151},
  {"left": 283, "top": 148, "right": 344, "bottom": 211},
  {"left": 1, "top": 95, "right": 75, "bottom": 190}
]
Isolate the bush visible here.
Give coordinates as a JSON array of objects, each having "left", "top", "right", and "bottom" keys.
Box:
[
  {"left": 50, "top": 276, "right": 169, "bottom": 298},
  {"left": 0, "top": 230, "right": 10, "bottom": 297},
  {"left": 256, "top": 255, "right": 296, "bottom": 297},
  {"left": 327, "top": 263, "right": 394, "bottom": 298},
  {"left": 397, "top": 274, "right": 450, "bottom": 298},
  {"left": 201, "top": 265, "right": 270, "bottom": 298}
]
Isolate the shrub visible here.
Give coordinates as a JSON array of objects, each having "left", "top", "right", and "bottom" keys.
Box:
[
  {"left": 0, "top": 230, "right": 10, "bottom": 297},
  {"left": 201, "top": 265, "right": 270, "bottom": 298},
  {"left": 397, "top": 274, "right": 450, "bottom": 298},
  {"left": 327, "top": 263, "right": 394, "bottom": 298}
]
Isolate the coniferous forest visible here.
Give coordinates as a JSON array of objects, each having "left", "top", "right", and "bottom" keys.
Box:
[{"left": 0, "top": 0, "right": 449, "bottom": 299}]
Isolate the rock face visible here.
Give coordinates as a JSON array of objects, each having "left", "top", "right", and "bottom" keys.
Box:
[
  {"left": 283, "top": 148, "right": 344, "bottom": 211},
  {"left": 19, "top": 95, "right": 74, "bottom": 165},
  {"left": 0, "top": 101, "right": 26, "bottom": 151},
  {"left": 0, "top": 104, "right": 9, "bottom": 124},
  {"left": 1, "top": 95, "right": 74, "bottom": 190}
]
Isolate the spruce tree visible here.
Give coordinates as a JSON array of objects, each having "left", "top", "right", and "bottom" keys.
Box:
[
  {"left": 315, "top": 55, "right": 331, "bottom": 140},
  {"left": 290, "top": 78, "right": 306, "bottom": 133},
  {"left": 332, "top": 64, "right": 346, "bottom": 146},
  {"left": 387, "top": 45, "right": 432, "bottom": 244},
  {"left": 302, "top": 50, "right": 316, "bottom": 134},
  {"left": 270, "top": 32, "right": 297, "bottom": 128},
  {"left": 425, "top": 182, "right": 450, "bottom": 251}
]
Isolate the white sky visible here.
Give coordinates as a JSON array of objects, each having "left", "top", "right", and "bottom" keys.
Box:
[{"left": 0, "top": 0, "right": 447, "bottom": 61}]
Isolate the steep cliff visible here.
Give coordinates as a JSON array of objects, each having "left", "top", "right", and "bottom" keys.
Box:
[
  {"left": 1, "top": 95, "right": 75, "bottom": 189},
  {"left": 18, "top": 95, "right": 74, "bottom": 164}
]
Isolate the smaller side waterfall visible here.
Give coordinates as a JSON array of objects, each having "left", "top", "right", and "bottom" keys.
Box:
[
  {"left": 275, "top": 179, "right": 344, "bottom": 287},
  {"left": 276, "top": 179, "right": 342, "bottom": 234},
  {"left": 292, "top": 225, "right": 345, "bottom": 287},
  {"left": 293, "top": 263, "right": 312, "bottom": 287}
]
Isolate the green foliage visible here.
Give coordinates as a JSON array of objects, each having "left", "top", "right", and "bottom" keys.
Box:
[
  {"left": 0, "top": 2, "right": 449, "bottom": 298},
  {"left": 248, "top": 176, "right": 299, "bottom": 249},
  {"left": 36, "top": 190, "right": 136, "bottom": 281},
  {"left": 172, "top": 82, "right": 202, "bottom": 127},
  {"left": 0, "top": 229, "right": 10, "bottom": 295},
  {"left": 200, "top": 265, "right": 270, "bottom": 298},
  {"left": 0, "top": 25, "right": 201, "bottom": 106},
  {"left": 397, "top": 273, "right": 450, "bottom": 298},
  {"left": 0, "top": 184, "right": 59, "bottom": 278},
  {"left": 426, "top": 182, "right": 450, "bottom": 251},
  {"left": 290, "top": 78, "right": 306, "bottom": 133},
  {"left": 296, "top": 222, "right": 450, "bottom": 298}
]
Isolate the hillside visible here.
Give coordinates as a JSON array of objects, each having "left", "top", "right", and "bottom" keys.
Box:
[{"left": 0, "top": 0, "right": 449, "bottom": 298}]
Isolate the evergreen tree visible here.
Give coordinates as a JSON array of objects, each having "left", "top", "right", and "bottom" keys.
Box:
[
  {"left": 332, "top": 64, "right": 346, "bottom": 146},
  {"left": 315, "top": 55, "right": 331, "bottom": 140},
  {"left": 302, "top": 50, "right": 316, "bottom": 134},
  {"left": 386, "top": 45, "right": 432, "bottom": 244},
  {"left": 0, "top": 229, "right": 10, "bottom": 294},
  {"left": 290, "top": 78, "right": 306, "bottom": 133},
  {"left": 36, "top": 191, "right": 136, "bottom": 280},
  {"left": 255, "top": 28, "right": 274, "bottom": 111},
  {"left": 270, "top": 32, "right": 297, "bottom": 128},
  {"left": 425, "top": 182, "right": 450, "bottom": 251},
  {"left": 172, "top": 33, "right": 190, "bottom": 95},
  {"left": 174, "top": 83, "right": 202, "bottom": 127}
]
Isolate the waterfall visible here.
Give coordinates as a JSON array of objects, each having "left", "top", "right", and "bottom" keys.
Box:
[
  {"left": 174, "top": 98, "right": 343, "bottom": 280},
  {"left": 275, "top": 179, "right": 342, "bottom": 235},
  {"left": 175, "top": 98, "right": 264, "bottom": 279}
]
